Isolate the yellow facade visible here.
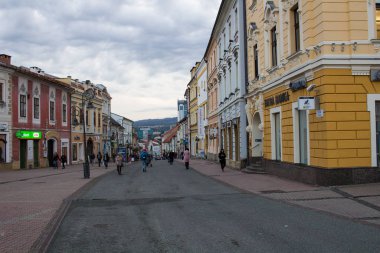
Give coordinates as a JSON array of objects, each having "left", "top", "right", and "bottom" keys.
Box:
[
  {"left": 189, "top": 63, "right": 199, "bottom": 156},
  {"left": 246, "top": 0, "right": 380, "bottom": 185}
]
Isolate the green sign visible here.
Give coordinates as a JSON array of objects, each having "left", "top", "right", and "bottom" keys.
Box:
[{"left": 15, "top": 130, "right": 42, "bottom": 139}]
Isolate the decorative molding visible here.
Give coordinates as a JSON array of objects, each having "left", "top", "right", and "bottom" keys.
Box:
[{"left": 351, "top": 65, "right": 370, "bottom": 76}]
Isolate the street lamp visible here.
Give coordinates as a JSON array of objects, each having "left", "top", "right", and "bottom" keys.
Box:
[{"left": 72, "top": 88, "right": 95, "bottom": 179}]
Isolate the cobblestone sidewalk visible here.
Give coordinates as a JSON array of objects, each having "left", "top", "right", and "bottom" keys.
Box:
[
  {"left": 0, "top": 163, "right": 115, "bottom": 253},
  {"left": 180, "top": 158, "right": 380, "bottom": 227}
]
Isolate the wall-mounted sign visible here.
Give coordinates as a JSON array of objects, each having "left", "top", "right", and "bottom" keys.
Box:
[
  {"left": 289, "top": 78, "right": 307, "bottom": 91},
  {"left": 298, "top": 97, "right": 315, "bottom": 110},
  {"left": 264, "top": 92, "right": 290, "bottom": 107},
  {"left": 15, "top": 130, "right": 42, "bottom": 139}
]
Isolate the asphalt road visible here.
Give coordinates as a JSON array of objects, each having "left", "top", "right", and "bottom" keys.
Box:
[{"left": 48, "top": 160, "right": 380, "bottom": 253}]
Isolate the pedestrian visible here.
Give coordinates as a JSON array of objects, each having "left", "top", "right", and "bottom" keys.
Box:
[
  {"left": 104, "top": 152, "right": 110, "bottom": 168},
  {"left": 218, "top": 149, "right": 226, "bottom": 172},
  {"left": 60, "top": 154, "right": 67, "bottom": 169},
  {"left": 183, "top": 148, "right": 190, "bottom": 170},
  {"left": 53, "top": 152, "right": 60, "bottom": 169},
  {"left": 90, "top": 153, "right": 95, "bottom": 164},
  {"left": 97, "top": 152, "right": 102, "bottom": 167},
  {"left": 116, "top": 153, "right": 123, "bottom": 175},
  {"left": 112, "top": 152, "right": 116, "bottom": 162},
  {"left": 168, "top": 151, "right": 174, "bottom": 165},
  {"left": 140, "top": 148, "right": 148, "bottom": 172}
]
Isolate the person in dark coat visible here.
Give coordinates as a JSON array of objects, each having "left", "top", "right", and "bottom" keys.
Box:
[
  {"left": 53, "top": 152, "right": 60, "bottom": 169},
  {"left": 218, "top": 149, "right": 226, "bottom": 172},
  {"left": 60, "top": 154, "right": 67, "bottom": 169},
  {"left": 104, "top": 153, "right": 110, "bottom": 168},
  {"left": 97, "top": 152, "right": 102, "bottom": 167}
]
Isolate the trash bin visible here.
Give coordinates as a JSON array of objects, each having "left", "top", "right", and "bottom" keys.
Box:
[{"left": 83, "top": 162, "right": 90, "bottom": 179}]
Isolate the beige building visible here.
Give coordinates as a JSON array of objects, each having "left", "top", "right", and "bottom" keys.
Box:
[
  {"left": 245, "top": 0, "right": 380, "bottom": 185},
  {"left": 188, "top": 63, "right": 199, "bottom": 157},
  {"left": 205, "top": 37, "right": 219, "bottom": 161},
  {"left": 59, "top": 78, "right": 104, "bottom": 164}
]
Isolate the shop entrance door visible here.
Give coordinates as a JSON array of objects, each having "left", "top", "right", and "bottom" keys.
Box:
[
  {"left": 376, "top": 102, "right": 380, "bottom": 167},
  {"left": 20, "top": 140, "right": 27, "bottom": 169},
  {"left": 33, "top": 140, "right": 39, "bottom": 168},
  {"left": 274, "top": 113, "right": 281, "bottom": 161},
  {"left": 299, "top": 110, "right": 308, "bottom": 164}
]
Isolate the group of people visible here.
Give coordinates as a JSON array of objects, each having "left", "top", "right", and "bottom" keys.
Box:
[
  {"left": 96, "top": 152, "right": 110, "bottom": 168},
  {"left": 52, "top": 152, "right": 67, "bottom": 169},
  {"left": 172, "top": 147, "right": 227, "bottom": 172},
  {"left": 50, "top": 148, "right": 227, "bottom": 175}
]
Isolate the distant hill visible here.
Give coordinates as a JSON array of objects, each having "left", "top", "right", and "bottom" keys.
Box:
[
  {"left": 134, "top": 117, "right": 177, "bottom": 128},
  {"left": 134, "top": 117, "right": 177, "bottom": 137}
]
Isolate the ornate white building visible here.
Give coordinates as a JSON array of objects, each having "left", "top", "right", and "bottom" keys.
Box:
[{"left": 215, "top": 0, "right": 248, "bottom": 168}]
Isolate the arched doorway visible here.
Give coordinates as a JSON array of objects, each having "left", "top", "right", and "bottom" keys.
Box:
[
  {"left": 252, "top": 113, "right": 263, "bottom": 157},
  {"left": 47, "top": 139, "right": 56, "bottom": 167}
]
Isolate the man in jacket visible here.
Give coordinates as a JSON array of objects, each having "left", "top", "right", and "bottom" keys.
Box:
[{"left": 140, "top": 149, "right": 148, "bottom": 172}]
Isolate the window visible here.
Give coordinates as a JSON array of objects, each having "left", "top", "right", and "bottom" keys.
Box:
[
  {"left": 254, "top": 44, "right": 259, "bottom": 79},
  {"left": 98, "top": 112, "right": 101, "bottom": 127},
  {"left": 62, "top": 104, "right": 67, "bottom": 123},
  {"left": 20, "top": 94, "right": 26, "bottom": 118},
  {"left": 33, "top": 98, "right": 39, "bottom": 119},
  {"left": 235, "top": 8, "right": 238, "bottom": 33},
  {"left": 290, "top": 4, "right": 301, "bottom": 53},
  {"left": 377, "top": 1, "right": 380, "bottom": 38},
  {"left": 271, "top": 27, "right": 278, "bottom": 66},
  {"left": 49, "top": 101, "right": 55, "bottom": 121},
  {"left": 86, "top": 110, "right": 89, "bottom": 126},
  {"left": 0, "top": 82, "right": 3, "bottom": 102},
  {"left": 229, "top": 22, "right": 232, "bottom": 42}
]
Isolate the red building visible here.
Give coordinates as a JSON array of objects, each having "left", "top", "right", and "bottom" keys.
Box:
[{"left": 1, "top": 54, "right": 74, "bottom": 169}]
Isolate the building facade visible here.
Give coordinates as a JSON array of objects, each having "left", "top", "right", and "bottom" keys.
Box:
[
  {"left": 2, "top": 56, "right": 74, "bottom": 169},
  {"left": 245, "top": 0, "right": 380, "bottom": 185},
  {"left": 196, "top": 59, "right": 208, "bottom": 158},
  {"left": 0, "top": 55, "right": 13, "bottom": 169},
  {"left": 188, "top": 63, "right": 199, "bottom": 156},
  {"left": 205, "top": 23, "right": 220, "bottom": 161},
  {"left": 177, "top": 100, "right": 188, "bottom": 122},
  {"left": 215, "top": 0, "right": 248, "bottom": 168}
]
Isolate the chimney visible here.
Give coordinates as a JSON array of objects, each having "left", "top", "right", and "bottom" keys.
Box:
[{"left": 0, "top": 54, "right": 11, "bottom": 65}]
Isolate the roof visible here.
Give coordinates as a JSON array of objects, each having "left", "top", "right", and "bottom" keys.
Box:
[
  {"left": 162, "top": 125, "right": 180, "bottom": 143},
  {"left": 110, "top": 117, "right": 125, "bottom": 129},
  {"left": 0, "top": 62, "right": 75, "bottom": 92}
]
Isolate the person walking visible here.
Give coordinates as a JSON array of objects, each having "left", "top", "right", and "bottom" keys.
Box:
[
  {"left": 116, "top": 153, "right": 123, "bottom": 175},
  {"left": 218, "top": 149, "right": 226, "bottom": 172},
  {"left": 168, "top": 151, "right": 174, "bottom": 165},
  {"left": 104, "top": 152, "right": 110, "bottom": 169},
  {"left": 97, "top": 152, "right": 102, "bottom": 167},
  {"left": 140, "top": 149, "right": 148, "bottom": 172},
  {"left": 183, "top": 148, "right": 190, "bottom": 170},
  {"left": 53, "top": 152, "right": 60, "bottom": 169},
  {"left": 60, "top": 154, "right": 67, "bottom": 169}
]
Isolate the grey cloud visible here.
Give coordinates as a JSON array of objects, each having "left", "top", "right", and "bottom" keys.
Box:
[{"left": 1, "top": 0, "right": 221, "bottom": 120}]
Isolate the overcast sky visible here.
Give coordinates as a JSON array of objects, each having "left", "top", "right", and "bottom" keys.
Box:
[{"left": 0, "top": 0, "right": 221, "bottom": 121}]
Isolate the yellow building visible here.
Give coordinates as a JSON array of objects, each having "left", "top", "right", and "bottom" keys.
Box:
[
  {"left": 188, "top": 63, "right": 199, "bottom": 156},
  {"left": 58, "top": 78, "right": 104, "bottom": 164},
  {"left": 246, "top": 0, "right": 380, "bottom": 185}
]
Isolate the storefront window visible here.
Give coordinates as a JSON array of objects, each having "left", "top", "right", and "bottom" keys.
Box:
[{"left": 376, "top": 101, "right": 380, "bottom": 167}]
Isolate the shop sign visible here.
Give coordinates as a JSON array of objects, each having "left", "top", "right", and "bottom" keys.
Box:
[
  {"left": 298, "top": 97, "right": 315, "bottom": 110},
  {"left": 16, "top": 130, "right": 42, "bottom": 139},
  {"left": 264, "top": 92, "right": 290, "bottom": 107}
]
